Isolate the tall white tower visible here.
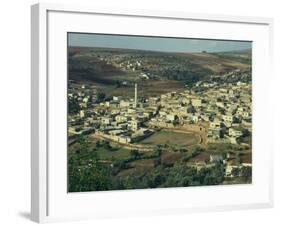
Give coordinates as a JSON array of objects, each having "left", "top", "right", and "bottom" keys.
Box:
[{"left": 134, "top": 83, "right": 138, "bottom": 108}]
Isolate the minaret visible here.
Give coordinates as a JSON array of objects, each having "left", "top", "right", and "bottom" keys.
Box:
[{"left": 134, "top": 83, "right": 138, "bottom": 108}]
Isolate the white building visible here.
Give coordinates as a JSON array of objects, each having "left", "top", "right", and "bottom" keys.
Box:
[
  {"left": 120, "top": 100, "right": 131, "bottom": 108},
  {"left": 79, "top": 110, "right": 85, "bottom": 118},
  {"left": 229, "top": 128, "right": 243, "bottom": 137},
  {"left": 222, "top": 114, "right": 234, "bottom": 123},
  {"left": 191, "top": 98, "right": 202, "bottom": 107},
  {"left": 101, "top": 117, "right": 113, "bottom": 125},
  {"left": 210, "top": 154, "right": 223, "bottom": 163},
  {"left": 166, "top": 114, "right": 176, "bottom": 121}
]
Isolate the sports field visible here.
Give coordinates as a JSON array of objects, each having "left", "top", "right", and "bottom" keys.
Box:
[{"left": 139, "top": 130, "right": 200, "bottom": 147}]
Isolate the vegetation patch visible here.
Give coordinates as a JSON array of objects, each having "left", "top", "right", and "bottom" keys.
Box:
[{"left": 139, "top": 130, "right": 199, "bottom": 147}]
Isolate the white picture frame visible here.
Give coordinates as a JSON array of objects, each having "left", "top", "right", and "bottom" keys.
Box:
[{"left": 31, "top": 3, "right": 274, "bottom": 223}]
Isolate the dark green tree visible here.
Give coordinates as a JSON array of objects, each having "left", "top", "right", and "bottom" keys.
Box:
[
  {"left": 96, "top": 92, "right": 106, "bottom": 102},
  {"left": 130, "top": 149, "right": 141, "bottom": 160}
]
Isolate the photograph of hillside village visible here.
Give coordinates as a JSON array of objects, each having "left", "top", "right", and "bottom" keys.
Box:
[{"left": 67, "top": 33, "right": 252, "bottom": 192}]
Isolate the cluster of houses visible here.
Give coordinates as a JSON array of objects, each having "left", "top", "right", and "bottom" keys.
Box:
[
  {"left": 145, "top": 79, "right": 251, "bottom": 145},
  {"left": 204, "top": 80, "right": 251, "bottom": 145},
  {"left": 68, "top": 72, "right": 251, "bottom": 147},
  {"left": 68, "top": 69, "right": 252, "bottom": 179},
  {"left": 186, "top": 150, "right": 252, "bottom": 178},
  {"left": 68, "top": 82, "right": 158, "bottom": 144}
]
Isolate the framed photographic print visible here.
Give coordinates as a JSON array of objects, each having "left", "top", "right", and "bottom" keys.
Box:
[{"left": 31, "top": 3, "right": 274, "bottom": 223}]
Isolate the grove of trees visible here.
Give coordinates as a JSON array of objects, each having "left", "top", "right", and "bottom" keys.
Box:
[{"left": 68, "top": 136, "right": 227, "bottom": 192}]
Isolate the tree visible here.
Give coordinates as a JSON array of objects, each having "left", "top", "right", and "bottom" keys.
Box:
[
  {"left": 173, "top": 115, "right": 180, "bottom": 126},
  {"left": 191, "top": 145, "right": 204, "bottom": 157},
  {"left": 197, "top": 163, "right": 224, "bottom": 185},
  {"left": 96, "top": 140, "right": 101, "bottom": 148},
  {"left": 153, "top": 158, "right": 161, "bottom": 167},
  {"left": 68, "top": 97, "right": 80, "bottom": 114},
  {"left": 155, "top": 148, "right": 162, "bottom": 157},
  {"left": 240, "top": 166, "right": 252, "bottom": 182},
  {"left": 187, "top": 104, "right": 196, "bottom": 113},
  {"left": 96, "top": 92, "right": 106, "bottom": 102},
  {"left": 77, "top": 135, "right": 90, "bottom": 154},
  {"left": 130, "top": 149, "right": 141, "bottom": 160},
  {"left": 231, "top": 167, "right": 240, "bottom": 177},
  {"left": 235, "top": 153, "right": 241, "bottom": 166},
  {"left": 68, "top": 164, "right": 111, "bottom": 192},
  {"left": 103, "top": 140, "right": 111, "bottom": 150},
  {"left": 115, "top": 80, "right": 121, "bottom": 88}
]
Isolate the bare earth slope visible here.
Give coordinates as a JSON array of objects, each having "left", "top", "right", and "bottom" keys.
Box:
[{"left": 68, "top": 47, "right": 251, "bottom": 97}]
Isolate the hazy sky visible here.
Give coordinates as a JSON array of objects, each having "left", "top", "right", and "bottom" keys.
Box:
[{"left": 68, "top": 33, "right": 251, "bottom": 53}]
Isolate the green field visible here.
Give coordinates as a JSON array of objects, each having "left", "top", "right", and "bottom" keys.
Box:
[
  {"left": 139, "top": 130, "right": 200, "bottom": 147},
  {"left": 94, "top": 146, "right": 131, "bottom": 161}
]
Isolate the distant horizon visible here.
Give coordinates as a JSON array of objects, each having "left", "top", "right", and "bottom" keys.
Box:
[
  {"left": 68, "top": 33, "right": 252, "bottom": 53},
  {"left": 69, "top": 45, "right": 252, "bottom": 54}
]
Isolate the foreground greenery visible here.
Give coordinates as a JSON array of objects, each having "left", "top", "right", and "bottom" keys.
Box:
[{"left": 68, "top": 136, "right": 231, "bottom": 192}]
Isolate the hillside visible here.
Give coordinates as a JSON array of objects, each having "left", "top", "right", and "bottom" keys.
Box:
[
  {"left": 211, "top": 49, "right": 252, "bottom": 65},
  {"left": 68, "top": 47, "right": 251, "bottom": 83},
  {"left": 68, "top": 47, "right": 251, "bottom": 97}
]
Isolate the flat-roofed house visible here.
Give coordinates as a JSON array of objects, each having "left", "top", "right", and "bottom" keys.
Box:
[
  {"left": 191, "top": 98, "right": 202, "bottom": 107},
  {"left": 210, "top": 154, "right": 223, "bottom": 163},
  {"left": 101, "top": 117, "right": 113, "bottom": 125},
  {"left": 229, "top": 127, "right": 243, "bottom": 137}
]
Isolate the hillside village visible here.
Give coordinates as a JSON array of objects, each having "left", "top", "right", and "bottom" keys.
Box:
[{"left": 68, "top": 67, "right": 252, "bottom": 180}]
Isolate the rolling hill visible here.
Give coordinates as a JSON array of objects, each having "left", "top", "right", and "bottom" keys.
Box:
[{"left": 68, "top": 47, "right": 251, "bottom": 97}]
